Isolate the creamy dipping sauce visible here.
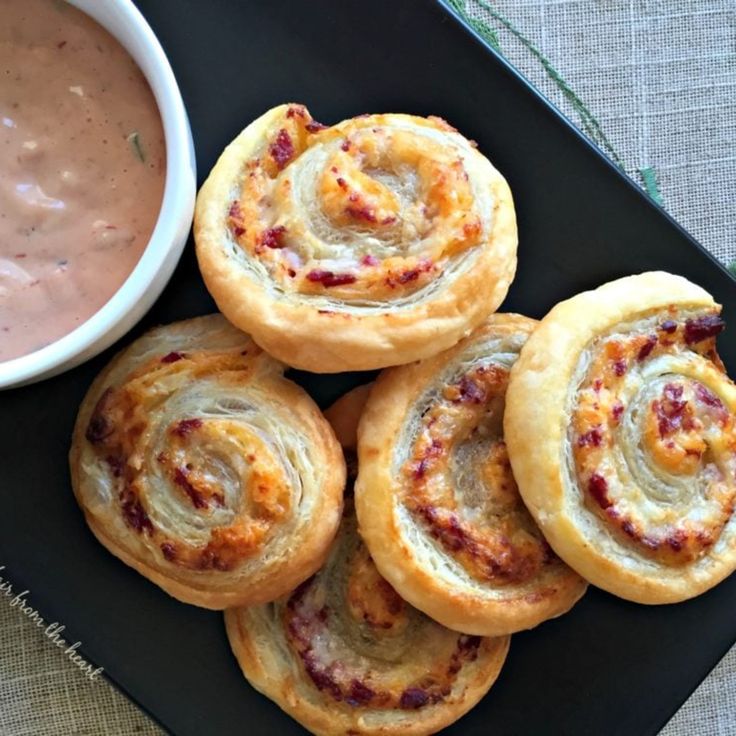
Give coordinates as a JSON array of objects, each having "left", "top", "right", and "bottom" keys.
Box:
[{"left": 0, "top": 0, "right": 166, "bottom": 362}]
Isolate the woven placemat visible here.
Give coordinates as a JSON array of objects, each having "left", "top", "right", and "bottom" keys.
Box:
[{"left": 1, "top": 1, "right": 734, "bottom": 734}]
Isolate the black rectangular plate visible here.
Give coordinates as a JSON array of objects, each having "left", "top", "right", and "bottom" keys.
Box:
[{"left": 2, "top": 1, "right": 735, "bottom": 734}]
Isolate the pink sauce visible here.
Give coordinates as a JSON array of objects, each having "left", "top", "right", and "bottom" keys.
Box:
[{"left": 0, "top": 0, "right": 166, "bottom": 362}]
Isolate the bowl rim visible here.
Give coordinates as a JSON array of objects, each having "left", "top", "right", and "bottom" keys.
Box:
[{"left": 0, "top": 0, "right": 196, "bottom": 389}]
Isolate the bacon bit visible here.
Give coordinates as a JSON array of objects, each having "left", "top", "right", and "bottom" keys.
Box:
[
  {"left": 398, "top": 262, "right": 431, "bottom": 283},
  {"left": 286, "top": 106, "right": 305, "bottom": 118},
  {"left": 458, "top": 634, "right": 482, "bottom": 653},
  {"left": 612, "top": 402, "right": 625, "bottom": 422},
  {"left": 638, "top": 535, "right": 659, "bottom": 551},
  {"left": 85, "top": 388, "right": 114, "bottom": 444},
  {"left": 228, "top": 200, "right": 242, "bottom": 219},
  {"left": 227, "top": 201, "right": 244, "bottom": 233},
  {"left": 335, "top": 176, "right": 348, "bottom": 190},
  {"left": 346, "top": 680, "right": 375, "bottom": 707},
  {"left": 345, "top": 205, "right": 377, "bottom": 223},
  {"left": 161, "top": 542, "right": 177, "bottom": 561},
  {"left": 174, "top": 468, "right": 208, "bottom": 510},
  {"left": 413, "top": 459, "right": 430, "bottom": 481},
  {"left": 381, "top": 215, "right": 397, "bottom": 225},
  {"left": 456, "top": 376, "right": 486, "bottom": 404},
  {"left": 105, "top": 455, "right": 124, "bottom": 478},
  {"left": 399, "top": 688, "right": 430, "bottom": 710},
  {"left": 287, "top": 268, "right": 296, "bottom": 277},
  {"left": 120, "top": 490, "right": 153, "bottom": 534},
  {"left": 621, "top": 520, "right": 636, "bottom": 538},
  {"left": 398, "top": 268, "right": 421, "bottom": 284},
  {"left": 667, "top": 532, "right": 685, "bottom": 552},
  {"left": 57, "top": 40, "right": 67, "bottom": 49},
  {"left": 379, "top": 579, "right": 404, "bottom": 616},
  {"left": 172, "top": 418, "right": 203, "bottom": 437},
  {"left": 695, "top": 384, "right": 725, "bottom": 411},
  {"left": 361, "top": 254, "right": 379, "bottom": 266},
  {"left": 413, "top": 439, "right": 443, "bottom": 480},
  {"left": 195, "top": 551, "right": 229, "bottom": 571},
  {"left": 306, "top": 269, "right": 357, "bottom": 287},
  {"left": 654, "top": 383, "right": 695, "bottom": 438},
  {"left": 659, "top": 320, "right": 677, "bottom": 334},
  {"left": 302, "top": 652, "right": 343, "bottom": 701},
  {"left": 161, "top": 351, "right": 185, "bottom": 364},
  {"left": 389, "top": 259, "right": 433, "bottom": 287},
  {"left": 260, "top": 225, "right": 287, "bottom": 249},
  {"left": 340, "top": 139, "right": 351, "bottom": 152},
  {"left": 637, "top": 335, "right": 657, "bottom": 361},
  {"left": 269, "top": 128, "right": 294, "bottom": 170},
  {"left": 588, "top": 473, "right": 611, "bottom": 509},
  {"left": 664, "top": 383, "right": 683, "bottom": 401},
  {"left": 448, "top": 635, "right": 481, "bottom": 675},
  {"left": 305, "top": 120, "right": 328, "bottom": 133},
  {"left": 684, "top": 314, "right": 725, "bottom": 344},
  {"left": 578, "top": 427, "right": 603, "bottom": 447},
  {"left": 593, "top": 378, "right": 603, "bottom": 392},
  {"left": 86, "top": 414, "right": 112, "bottom": 444},
  {"left": 613, "top": 359, "right": 627, "bottom": 376},
  {"left": 417, "top": 506, "right": 476, "bottom": 557}
]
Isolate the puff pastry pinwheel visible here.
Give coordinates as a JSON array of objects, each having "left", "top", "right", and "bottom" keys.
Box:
[
  {"left": 69, "top": 315, "right": 344, "bottom": 609},
  {"left": 225, "top": 387, "right": 509, "bottom": 736},
  {"left": 355, "top": 315, "right": 587, "bottom": 636},
  {"left": 505, "top": 272, "right": 736, "bottom": 604},
  {"left": 194, "top": 103, "right": 517, "bottom": 373}
]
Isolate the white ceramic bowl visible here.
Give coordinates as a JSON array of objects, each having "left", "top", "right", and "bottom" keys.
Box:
[{"left": 0, "top": 0, "right": 196, "bottom": 389}]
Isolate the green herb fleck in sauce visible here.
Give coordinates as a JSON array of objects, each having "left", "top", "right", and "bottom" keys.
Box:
[{"left": 127, "top": 131, "right": 146, "bottom": 163}]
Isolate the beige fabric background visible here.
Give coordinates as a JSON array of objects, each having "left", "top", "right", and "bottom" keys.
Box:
[{"left": 1, "top": 1, "right": 734, "bottom": 734}]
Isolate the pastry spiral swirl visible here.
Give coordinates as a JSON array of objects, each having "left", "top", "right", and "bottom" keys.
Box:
[
  {"left": 225, "top": 387, "right": 509, "bottom": 736},
  {"left": 355, "top": 315, "right": 587, "bottom": 635},
  {"left": 505, "top": 272, "right": 736, "bottom": 603},
  {"left": 69, "top": 315, "right": 345, "bottom": 609},
  {"left": 194, "top": 103, "right": 517, "bottom": 372}
]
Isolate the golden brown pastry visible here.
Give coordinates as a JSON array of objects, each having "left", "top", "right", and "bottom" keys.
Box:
[
  {"left": 355, "top": 315, "right": 587, "bottom": 636},
  {"left": 505, "top": 272, "right": 736, "bottom": 604},
  {"left": 69, "top": 315, "right": 344, "bottom": 609},
  {"left": 225, "top": 387, "right": 509, "bottom": 736},
  {"left": 194, "top": 103, "right": 517, "bottom": 372}
]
